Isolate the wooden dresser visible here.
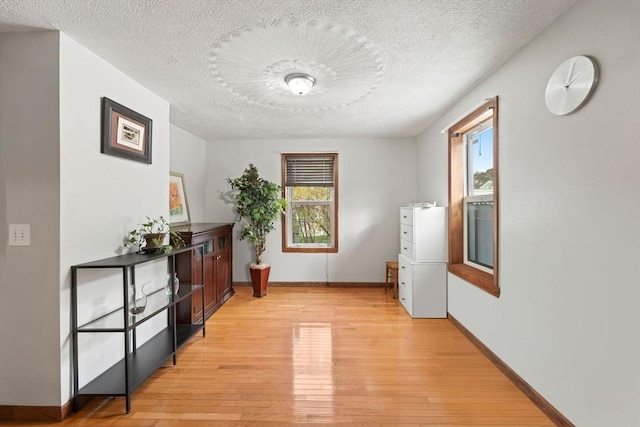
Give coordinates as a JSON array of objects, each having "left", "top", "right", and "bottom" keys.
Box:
[{"left": 172, "top": 222, "right": 234, "bottom": 322}]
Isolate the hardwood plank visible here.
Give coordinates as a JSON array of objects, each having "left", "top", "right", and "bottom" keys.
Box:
[{"left": 2, "top": 287, "right": 556, "bottom": 425}]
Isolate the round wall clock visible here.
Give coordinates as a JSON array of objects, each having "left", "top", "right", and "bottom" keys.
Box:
[{"left": 545, "top": 55, "right": 599, "bottom": 115}]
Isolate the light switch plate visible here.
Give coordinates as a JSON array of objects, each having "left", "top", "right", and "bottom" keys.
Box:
[{"left": 9, "top": 224, "right": 30, "bottom": 246}]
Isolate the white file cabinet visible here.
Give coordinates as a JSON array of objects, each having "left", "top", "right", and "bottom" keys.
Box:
[
  {"left": 400, "top": 207, "right": 447, "bottom": 262},
  {"left": 398, "top": 206, "right": 448, "bottom": 318},
  {"left": 398, "top": 254, "right": 447, "bottom": 318}
]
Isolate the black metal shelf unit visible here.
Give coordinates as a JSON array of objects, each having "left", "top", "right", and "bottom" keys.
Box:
[{"left": 71, "top": 244, "right": 205, "bottom": 413}]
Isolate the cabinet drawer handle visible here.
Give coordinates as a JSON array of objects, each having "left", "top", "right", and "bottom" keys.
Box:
[
  {"left": 403, "top": 247, "right": 408, "bottom": 251},
  {"left": 401, "top": 297, "right": 405, "bottom": 301},
  {"left": 403, "top": 231, "right": 407, "bottom": 235},
  {"left": 401, "top": 266, "right": 405, "bottom": 269},
  {"left": 403, "top": 216, "right": 408, "bottom": 219}
]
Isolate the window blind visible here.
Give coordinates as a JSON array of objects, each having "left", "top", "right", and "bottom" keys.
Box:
[{"left": 285, "top": 155, "right": 335, "bottom": 187}]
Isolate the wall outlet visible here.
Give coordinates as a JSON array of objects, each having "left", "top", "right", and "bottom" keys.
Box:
[{"left": 9, "top": 224, "right": 30, "bottom": 246}]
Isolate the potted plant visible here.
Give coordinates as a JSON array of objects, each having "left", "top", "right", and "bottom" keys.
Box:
[
  {"left": 227, "top": 164, "right": 286, "bottom": 297},
  {"left": 126, "top": 215, "right": 185, "bottom": 254}
]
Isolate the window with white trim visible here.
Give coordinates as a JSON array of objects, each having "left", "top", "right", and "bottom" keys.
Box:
[
  {"left": 281, "top": 153, "right": 338, "bottom": 253},
  {"left": 464, "top": 117, "right": 494, "bottom": 273}
]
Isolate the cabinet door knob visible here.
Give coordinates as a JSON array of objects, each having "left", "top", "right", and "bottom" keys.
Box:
[{"left": 215, "top": 255, "right": 221, "bottom": 260}]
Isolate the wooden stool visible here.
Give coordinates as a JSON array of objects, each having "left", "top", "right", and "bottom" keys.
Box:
[{"left": 385, "top": 261, "right": 399, "bottom": 299}]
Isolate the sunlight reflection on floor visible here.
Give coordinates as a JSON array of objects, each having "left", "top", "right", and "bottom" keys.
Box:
[{"left": 292, "top": 322, "right": 334, "bottom": 417}]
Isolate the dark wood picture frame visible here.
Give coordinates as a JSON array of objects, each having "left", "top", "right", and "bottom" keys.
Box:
[{"left": 101, "top": 97, "right": 152, "bottom": 164}]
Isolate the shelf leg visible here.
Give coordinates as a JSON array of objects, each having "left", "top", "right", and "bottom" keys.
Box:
[
  {"left": 123, "top": 267, "right": 131, "bottom": 413},
  {"left": 201, "top": 252, "right": 206, "bottom": 338},
  {"left": 71, "top": 267, "right": 80, "bottom": 412}
]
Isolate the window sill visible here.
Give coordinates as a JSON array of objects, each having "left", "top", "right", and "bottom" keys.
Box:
[
  {"left": 282, "top": 246, "right": 338, "bottom": 253},
  {"left": 448, "top": 263, "right": 500, "bottom": 297}
]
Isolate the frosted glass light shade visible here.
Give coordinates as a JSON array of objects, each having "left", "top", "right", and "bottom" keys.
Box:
[{"left": 285, "top": 73, "right": 315, "bottom": 95}]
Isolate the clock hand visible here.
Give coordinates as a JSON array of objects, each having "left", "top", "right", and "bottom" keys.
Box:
[
  {"left": 565, "top": 61, "right": 576, "bottom": 87},
  {"left": 564, "top": 71, "right": 582, "bottom": 89}
]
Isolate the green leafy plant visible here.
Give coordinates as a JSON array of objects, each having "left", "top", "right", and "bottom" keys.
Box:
[
  {"left": 126, "top": 216, "right": 185, "bottom": 253},
  {"left": 227, "top": 164, "right": 287, "bottom": 265}
]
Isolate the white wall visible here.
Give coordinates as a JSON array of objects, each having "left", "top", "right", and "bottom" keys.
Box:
[
  {"left": 170, "top": 124, "right": 206, "bottom": 222},
  {"left": 0, "top": 31, "right": 62, "bottom": 407},
  {"left": 206, "top": 138, "right": 417, "bottom": 283},
  {"left": 59, "top": 33, "right": 170, "bottom": 403},
  {"left": 0, "top": 30, "right": 171, "bottom": 407},
  {"left": 417, "top": 1, "right": 640, "bottom": 425}
]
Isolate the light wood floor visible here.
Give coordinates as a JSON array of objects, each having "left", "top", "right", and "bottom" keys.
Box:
[{"left": 10, "top": 286, "right": 553, "bottom": 426}]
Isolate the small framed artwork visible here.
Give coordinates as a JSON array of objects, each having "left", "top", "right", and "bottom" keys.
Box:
[
  {"left": 169, "top": 171, "right": 191, "bottom": 224},
  {"left": 101, "top": 97, "right": 152, "bottom": 164}
]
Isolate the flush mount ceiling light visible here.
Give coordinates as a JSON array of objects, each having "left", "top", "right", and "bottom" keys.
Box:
[{"left": 285, "top": 73, "right": 316, "bottom": 95}]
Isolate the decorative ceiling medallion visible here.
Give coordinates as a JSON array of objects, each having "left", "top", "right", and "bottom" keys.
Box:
[{"left": 209, "top": 17, "right": 385, "bottom": 112}]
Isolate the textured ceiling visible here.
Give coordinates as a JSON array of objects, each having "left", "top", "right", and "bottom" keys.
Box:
[{"left": 0, "top": 0, "right": 575, "bottom": 140}]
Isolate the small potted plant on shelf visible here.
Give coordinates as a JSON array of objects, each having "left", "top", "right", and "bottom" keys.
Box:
[
  {"left": 126, "top": 215, "right": 185, "bottom": 254},
  {"left": 227, "top": 164, "right": 286, "bottom": 297}
]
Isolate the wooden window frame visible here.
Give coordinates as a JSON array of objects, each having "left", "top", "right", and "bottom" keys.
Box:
[
  {"left": 281, "top": 153, "right": 339, "bottom": 253},
  {"left": 448, "top": 98, "right": 500, "bottom": 297}
]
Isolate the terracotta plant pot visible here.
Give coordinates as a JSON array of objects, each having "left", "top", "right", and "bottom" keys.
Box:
[
  {"left": 249, "top": 263, "right": 270, "bottom": 298},
  {"left": 143, "top": 233, "right": 166, "bottom": 253}
]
